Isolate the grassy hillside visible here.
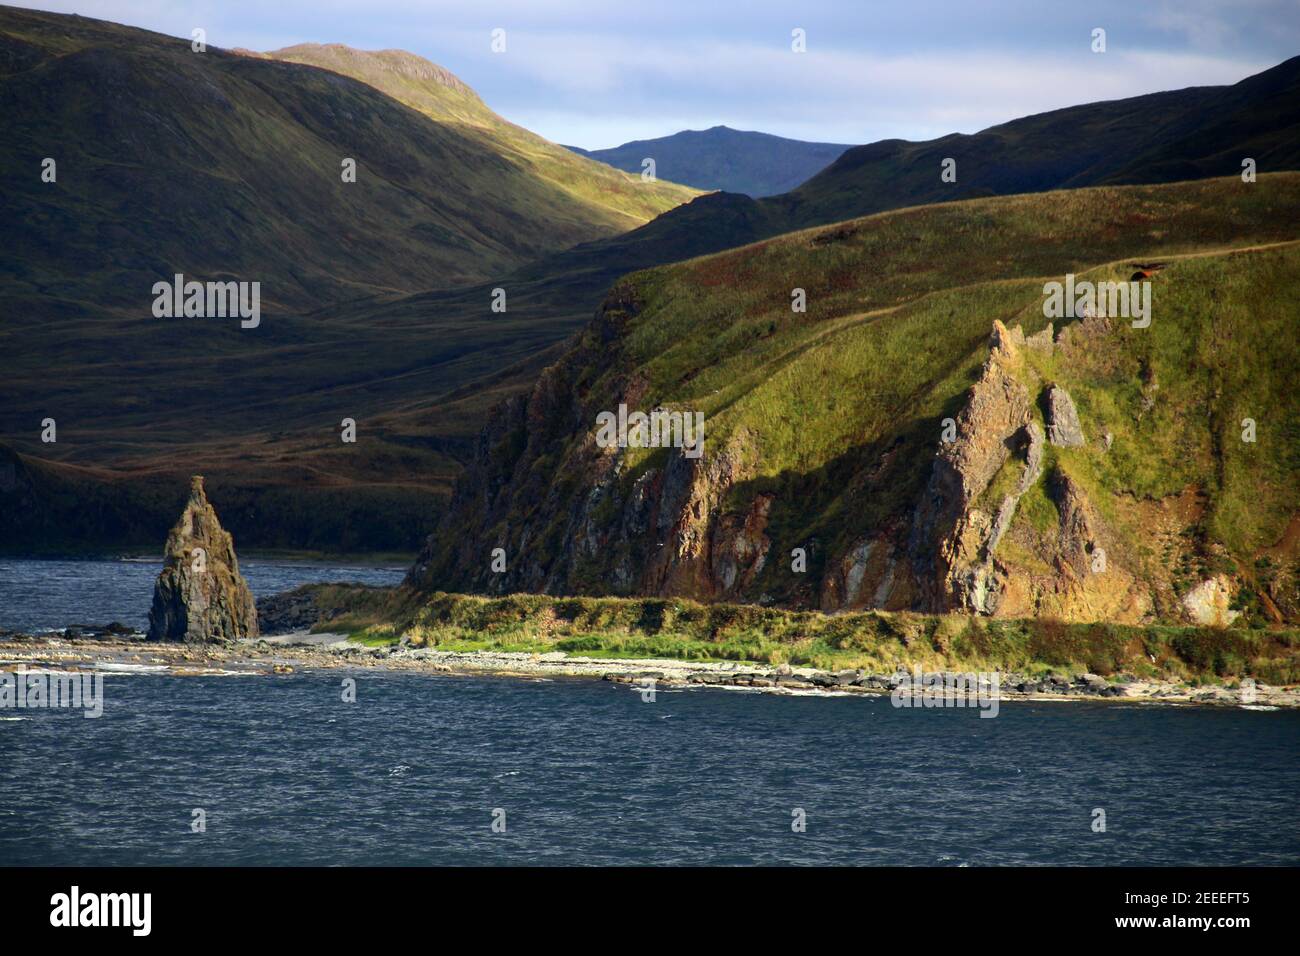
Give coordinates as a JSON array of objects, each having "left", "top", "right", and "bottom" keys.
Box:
[
  {"left": 567, "top": 125, "right": 852, "bottom": 197},
  {"left": 265, "top": 43, "right": 695, "bottom": 228},
  {"left": 334, "top": 54, "right": 1300, "bottom": 438},
  {"left": 529, "top": 56, "right": 1300, "bottom": 299},
  {"left": 414, "top": 175, "right": 1300, "bottom": 626},
  {"left": 781, "top": 54, "right": 1300, "bottom": 229},
  {"left": 0, "top": 7, "right": 693, "bottom": 552},
  {"left": 0, "top": 8, "right": 691, "bottom": 307},
  {"left": 4, "top": 7, "right": 1295, "bottom": 557}
]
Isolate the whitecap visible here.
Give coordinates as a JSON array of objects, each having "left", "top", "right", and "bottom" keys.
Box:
[{"left": 92, "top": 662, "right": 168, "bottom": 673}]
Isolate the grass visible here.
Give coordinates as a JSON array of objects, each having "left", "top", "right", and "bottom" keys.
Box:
[
  {"left": 0, "top": 7, "right": 693, "bottom": 554},
  {"left": 266, "top": 44, "right": 696, "bottom": 228},
  {"left": 421, "top": 174, "right": 1300, "bottom": 619},
  {"left": 316, "top": 586, "right": 1300, "bottom": 684},
  {"left": 6, "top": 14, "right": 1294, "bottom": 570}
]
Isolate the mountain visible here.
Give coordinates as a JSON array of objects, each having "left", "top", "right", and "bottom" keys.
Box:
[
  {"left": 361, "top": 54, "right": 1300, "bottom": 375},
  {"left": 264, "top": 43, "right": 695, "bottom": 228},
  {"left": 566, "top": 125, "right": 852, "bottom": 197},
  {"left": 782, "top": 54, "right": 1300, "bottom": 229},
  {"left": 0, "top": 6, "right": 693, "bottom": 552},
  {"left": 313, "top": 53, "right": 1300, "bottom": 496},
  {"left": 409, "top": 174, "right": 1300, "bottom": 627},
  {"left": 3, "top": 7, "right": 1297, "bottom": 557},
  {"left": 0, "top": 9, "right": 693, "bottom": 307}
]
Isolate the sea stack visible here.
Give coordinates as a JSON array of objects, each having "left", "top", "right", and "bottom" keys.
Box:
[{"left": 147, "top": 476, "right": 258, "bottom": 642}]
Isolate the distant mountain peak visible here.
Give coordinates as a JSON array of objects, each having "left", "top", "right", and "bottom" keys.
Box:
[{"left": 568, "top": 126, "right": 854, "bottom": 196}]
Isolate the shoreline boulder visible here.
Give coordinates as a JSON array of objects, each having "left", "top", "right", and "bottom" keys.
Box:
[{"left": 147, "top": 476, "right": 258, "bottom": 642}]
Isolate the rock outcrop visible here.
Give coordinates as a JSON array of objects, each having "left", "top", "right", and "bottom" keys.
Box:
[
  {"left": 1044, "top": 385, "right": 1085, "bottom": 447},
  {"left": 408, "top": 272, "right": 1285, "bottom": 626},
  {"left": 1181, "top": 575, "right": 1241, "bottom": 627},
  {"left": 147, "top": 476, "right": 257, "bottom": 642},
  {"left": 910, "top": 320, "right": 1033, "bottom": 612}
]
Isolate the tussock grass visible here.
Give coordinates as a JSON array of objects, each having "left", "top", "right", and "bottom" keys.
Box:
[{"left": 324, "top": 586, "right": 1300, "bottom": 683}]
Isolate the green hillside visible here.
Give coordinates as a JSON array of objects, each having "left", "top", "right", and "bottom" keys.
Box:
[
  {"left": 265, "top": 43, "right": 696, "bottom": 227},
  {"left": 0, "top": 8, "right": 692, "bottom": 309},
  {"left": 335, "top": 53, "right": 1300, "bottom": 428},
  {"left": 412, "top": 175, "right": 1300, "bottom": 627},
  {"left": 4, "top": 5, "right": 1297, "bottom": 560},
  {"left": 776, "top": 54, "right": 1300, "bottom": 230},
  {"left": 0, "top": 7, "right": 693, "bottom": 552}
]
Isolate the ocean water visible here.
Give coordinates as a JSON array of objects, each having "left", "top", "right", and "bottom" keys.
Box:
[
  {"left": 0, "top": 557, "right": 406, "bottom": 632},
  {"left": 2, "top": 672, "right": 1298, "bottom": 866},
  {"left": 1, "top": 559, "right": 1297, "bottom": 866}
]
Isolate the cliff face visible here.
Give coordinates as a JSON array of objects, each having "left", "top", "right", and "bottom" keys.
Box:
[
  {"left": 407, "top": 180, "right": 1300, "bottom": 626},
  {"left": 147, "top": 476, "right": 258, "bottom": 642},
  {"left": 406, "top": 291, "right": 771, "bottom": 602},
  {"left": 408, "top": 308, "right": 1158, "bottom": 621}
]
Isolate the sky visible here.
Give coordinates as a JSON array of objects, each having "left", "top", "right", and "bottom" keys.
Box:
[{"left": 11, "top": 1, "right": 1299, "bottom": 149}]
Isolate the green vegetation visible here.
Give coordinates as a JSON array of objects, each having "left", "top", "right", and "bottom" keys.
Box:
[
  {"left": 425, "top": 174, "right": 1300, "bottom": 620},
  {"left": 267, "top": 44, "right": 696, "bottom": 228},
  {"left": 0, "top": 8, "right": 692, "bottom": 553},
  {"left": 3, "top": 9, "right": 1296, "bottom": 566},
  {"left": 322, "top": 587, "right": 1300, "bottom": 684},
  {"left": 782, "top": 54, "right": 1300, "bottom": 230}
]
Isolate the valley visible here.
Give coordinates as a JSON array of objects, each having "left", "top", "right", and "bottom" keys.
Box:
[{"left": 2, "top": 7, "right": 1298, "bottom": 635}]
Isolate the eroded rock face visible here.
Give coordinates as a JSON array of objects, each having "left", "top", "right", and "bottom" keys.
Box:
[
  {"left": 1045, "top": 385, "right": 1085, "bottom": 447},
  {"left": 1181, "top": 576, "right": 1241, "bottom": 627},
  {"left": 910, "top": 320, "right": 1033, "bottom": 611},
  {"left": 147, "top": 476, "right": 257, "bottom": 642},
  {"left": 408, "top": 295, "right": 1228, "bottom": 625}
]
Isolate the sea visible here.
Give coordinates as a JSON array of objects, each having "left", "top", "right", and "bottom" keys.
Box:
[{"left": 1, "top": 558, "right": 1296, "bottom": 866}]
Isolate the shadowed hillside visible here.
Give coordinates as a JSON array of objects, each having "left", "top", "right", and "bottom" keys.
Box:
[
  {"left": 0, "top": 6, "right": 693, "bottom": 552},
  {"left": 783, "top": 54, "right": 1300, "bottom": 228},
  {"left": 3, "top": 6, "right": 1296, "bottom": 556},
  {"left": 264, "top": 43, "right": 696, "bottom": 227},
  {"left": 346, "top": 54, "right": 1300, "bottom": 392},
  {"left": 411, "top": 175, "right": 1300, "bottom": 627},
  {"left": 0, "top": 8, "right": 693, "bottom": 308}
]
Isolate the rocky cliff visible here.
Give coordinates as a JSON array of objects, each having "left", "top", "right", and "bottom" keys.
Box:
[
  {"left": 407, "top": 179, "right": 1300, "bottom": 626},
  {"left": 147, "top": 476, "right": 258, "bottom": 642}
]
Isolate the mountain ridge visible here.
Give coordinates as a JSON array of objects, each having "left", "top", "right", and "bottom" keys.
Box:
[
  {"left": 566, "top": 124, "right": 853, "bottom": 197},
  {"left": 4, "top": 6, "right": 1298, "bottom": 559},
  {"left": 0, "top": 5, "right": 696, "bottom": 552}
]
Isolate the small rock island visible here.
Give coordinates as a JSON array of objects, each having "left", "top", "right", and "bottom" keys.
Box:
[{"left": 147, "top": 475, "right": 258, "bottom": 642}]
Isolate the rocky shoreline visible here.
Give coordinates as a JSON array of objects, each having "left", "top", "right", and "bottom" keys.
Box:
[{"left": 1, "top": 625, "right": 1295, "bottom": 709}]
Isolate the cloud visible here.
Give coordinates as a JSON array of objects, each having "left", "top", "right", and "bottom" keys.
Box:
[
  {"left": 8, "top": 0, "right": 1288, "bottom": 148},
  {"left": 489, "top": 39, "right": 1269, "bottom": 146}
]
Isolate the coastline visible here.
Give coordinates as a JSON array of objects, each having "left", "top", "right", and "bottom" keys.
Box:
[{"left": 2, "top": 629, "right": 1295, "bottom": 709}]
